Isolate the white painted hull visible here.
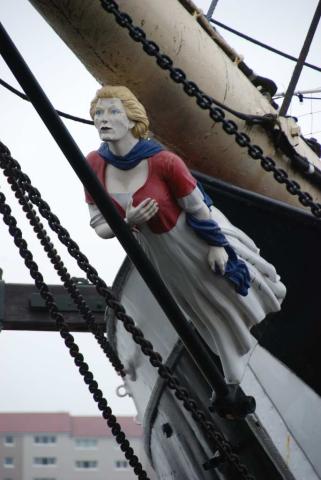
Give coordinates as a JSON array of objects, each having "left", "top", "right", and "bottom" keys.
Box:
[{"left": 107, "top": 260, "right": 321, "bottom": 479}]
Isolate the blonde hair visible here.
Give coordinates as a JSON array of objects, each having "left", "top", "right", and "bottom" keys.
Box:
[{"left": 90, "top": 85, "right": 149, "bottom": 139}]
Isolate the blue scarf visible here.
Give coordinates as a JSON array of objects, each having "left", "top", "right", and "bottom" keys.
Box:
[
  {"left": 186, "top": 215, "right": 251, "bottom": 296},
  {"left": 98, "top": 139, "right": 164, "bottom": 169},
  {"left": 189, "top": 183, "right": 251, "bottom": 296}
]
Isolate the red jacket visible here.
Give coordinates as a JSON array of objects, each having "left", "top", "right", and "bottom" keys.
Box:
[{"left": 85, "top": 150, "right": 196, "bottom": 234}]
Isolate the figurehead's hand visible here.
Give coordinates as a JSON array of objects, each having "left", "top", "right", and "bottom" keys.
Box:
[
  {"left": 125, "top": 197, "right": 159, "bottom": 227},
  {"left": 208, "top": 246, "right": 228, "bottom": 275}
]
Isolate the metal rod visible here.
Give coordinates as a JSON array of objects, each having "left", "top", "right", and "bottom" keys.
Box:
[
  {"left": 275, "top": 87, "right": 321, "bottom": 98},
  {"left": 279, "top": 0, "right": 321, "bottom": 116},
  {"left": 206, "top": 0, "right": 219, "bottom": 19},
  {"left": 0, "top": 22, "right": 230, "bottom": 397},
  {"left": 210, "top": 18, "right": 321, "bottom": 74}
]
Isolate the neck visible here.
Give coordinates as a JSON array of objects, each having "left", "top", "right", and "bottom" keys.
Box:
[{"left": 107, "top": 131, "right": 139, "bottom": 157}]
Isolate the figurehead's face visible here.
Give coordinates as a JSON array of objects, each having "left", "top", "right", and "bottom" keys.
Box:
[
  {"left": 90, "top": 86, "right": 149, "bottom": 139},
  {"left": 93, "top": 97, "right": 135, "bottom": 143}
]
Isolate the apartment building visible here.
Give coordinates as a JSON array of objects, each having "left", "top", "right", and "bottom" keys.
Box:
[{"left": 0, "top": 413, "right": 153, "bottom": 480}]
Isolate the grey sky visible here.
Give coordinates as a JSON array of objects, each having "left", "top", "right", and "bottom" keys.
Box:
[{"left": 0, "top": 0, "right": 320, "bottom": 416}]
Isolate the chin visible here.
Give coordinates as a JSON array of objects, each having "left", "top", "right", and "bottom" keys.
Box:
[{"left": 100, "top": 135, "right": 113, "bottom": 141}]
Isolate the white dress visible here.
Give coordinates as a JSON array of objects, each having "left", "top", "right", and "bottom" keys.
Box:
[{"left": 89, "top": 186, "right": 286, "bottom": 384}]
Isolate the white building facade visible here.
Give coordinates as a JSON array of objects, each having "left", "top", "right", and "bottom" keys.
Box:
[{"left": 0, "top": 413, "right": 152, "bottom": 480}]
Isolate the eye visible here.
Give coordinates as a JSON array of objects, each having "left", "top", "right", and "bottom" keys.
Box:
[
  {"left": 110, "top": 108, "right": 121, "bottom": 114},
  {"left": 95, "top": 109, "right": 103, "bottom": 116}
]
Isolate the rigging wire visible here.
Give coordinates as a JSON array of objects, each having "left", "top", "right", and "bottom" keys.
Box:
[
  {"left": 0, "top": 78, "right": 94, "bottom": 125},
  {"left": 2, "top": 78, "right": 321, "bottom": 141},
  {"left": 217, "top": 8, "right": 321, "bottom": 146},
  {"left": 273, "top": 94, "right": 321, "bottom": 101},
  {"left": 209, "top": 19, "right": 321, "bottom": 74},
  {"left": 0, "top": 75, "right": 267, "bottom": 124},
  {"left": 0, "top": 76, "right": 262, "bottom": 124},
  {"left": 275, "top": 87, "right": 321, "bottom": 98},
  {"left": 298, "top": 95, "right": 321, "bottom": 101},
  {"left": 297, "top": 110, "right": 321, "bottom": 118},
  {"left": 2, "top": 72, "right": 320, "bottom": 185},
  {"left": 2, "top": 72, "right": 321, "bottom": 146},
  {"left": 2, "top": 78, "right": 321, "bottom": 165}
]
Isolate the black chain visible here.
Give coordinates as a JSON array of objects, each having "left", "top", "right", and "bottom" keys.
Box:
[
  {"left": 0, "top": 190, "right": 149, "bottom": 480},
  {"left": 100, "top": 0, "right": 321, "bottom": 219},
  {"left": 0, "top": 146, "right": 125, "bottom": 377},
  {"left": 0, "top": 144, "right": 255, "bottom": 479}
]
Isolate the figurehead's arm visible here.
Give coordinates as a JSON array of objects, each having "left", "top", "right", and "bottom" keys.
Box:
[
  {"left": 88, "top": 204, "right": 115, "bottom": 239},
  {"left": 165, "top": 153, "right": 228, "bottom": 274}
]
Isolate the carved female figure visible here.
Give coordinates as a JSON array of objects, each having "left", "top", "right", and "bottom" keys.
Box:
[{"left": 85, "top": 85, "right": 286, "bottom": 383}]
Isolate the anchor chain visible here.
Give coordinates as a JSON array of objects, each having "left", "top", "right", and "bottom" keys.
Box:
[
  {"left": 0, "top": 143, "right": 255, "bottom": 479},
  {"left": 0, "top": 193, "right": 149, "bottom": 480},
  {"left": 100, "top": 0, "right": 321, "bottom": 219}
]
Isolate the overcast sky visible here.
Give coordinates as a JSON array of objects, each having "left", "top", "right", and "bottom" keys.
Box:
[{"left": 0, "top": 0, "right": 320, "bottom": 417}]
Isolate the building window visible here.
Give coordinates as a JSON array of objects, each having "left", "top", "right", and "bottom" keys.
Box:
[
  {"left": 115, "top": 459, "right": 129, "bottom": 469},
  {"left": 74, "top": 438, "right": 97, "bottom": 448},
  {"left": 33, "top": 457, "right": 56, "bottom": 466},
  {"left": 75, "top": 460, "right": 98, "bottom": 470},
  {"left": 4, "top": 435, "right": 15, "bottom": 446},
  {"left": 34, "top": 435, "right": 56, "bottom": 445},
  {"left": 4, "top": 457, "right": 14, "bottom": 468}
]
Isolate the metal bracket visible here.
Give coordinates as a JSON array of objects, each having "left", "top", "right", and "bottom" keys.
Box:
[
  {"left": 277, "top": 117, "right": 301, "bottom": 148},
  {"left": 116, "top": 384, "right": 132, "bottom": 398},
  {"left": 203, "top": 450, "right": 224, "bottom": 471},
  {"left": 210, "top": 384, "right": 256, "bottom": 420}
]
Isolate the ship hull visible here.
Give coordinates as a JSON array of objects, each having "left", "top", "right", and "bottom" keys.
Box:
[{"left": 106, "top": 178, "right": 321, "bottom": 479}]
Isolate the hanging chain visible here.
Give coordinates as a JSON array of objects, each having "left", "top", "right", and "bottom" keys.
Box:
[
  {"left": 0, "top": 192, "right": 149, "bottom": 480},
  {"left": 0, "top": 143, "right": 255, "bottom": 479},
  {"left": 0, "top": 148, "right": 125, "bottom": 376},
  {"left": 100, "top": 0, "right": 321, "bottom": 219}
]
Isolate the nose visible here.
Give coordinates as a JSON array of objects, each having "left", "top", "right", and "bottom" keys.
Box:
[{"left": 101, "top": 111, "right": 110, "bottom": 123}]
